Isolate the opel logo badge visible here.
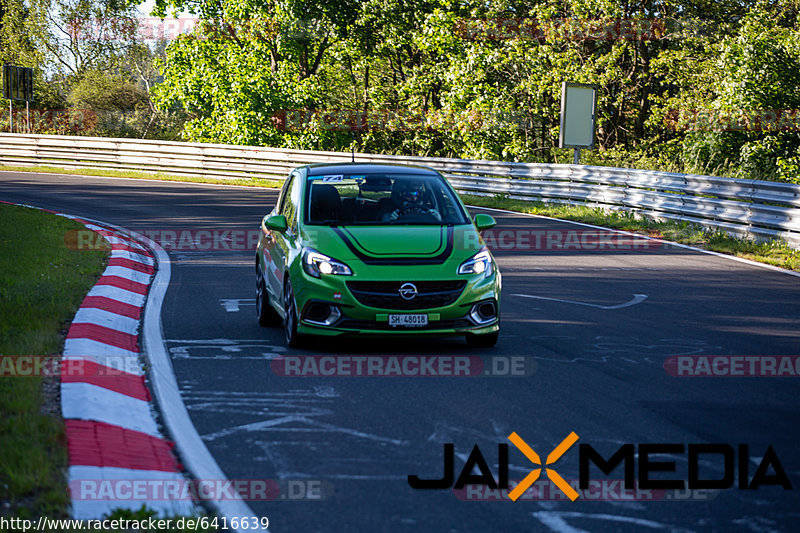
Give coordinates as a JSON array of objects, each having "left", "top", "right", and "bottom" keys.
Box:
[{"left": 399, "top": 282, "right": 418, "bottom": 300}]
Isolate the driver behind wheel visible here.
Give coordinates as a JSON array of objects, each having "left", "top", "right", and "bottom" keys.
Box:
[{"left": 385, "top": 179, "right": 442, "bottom": 222}]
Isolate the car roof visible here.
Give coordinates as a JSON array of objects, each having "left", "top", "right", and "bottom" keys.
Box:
[{"left": 305, "top": 162, "right": 440, "bottom": 177}]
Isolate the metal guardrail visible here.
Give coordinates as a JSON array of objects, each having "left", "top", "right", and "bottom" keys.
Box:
[{"left": 1, "top": 132, "right": 799, "bottom": 246}]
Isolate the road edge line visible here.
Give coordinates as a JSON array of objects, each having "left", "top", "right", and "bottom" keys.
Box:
[
  {"left": 467, "top": 205, "right": 800, "bottom": 279},
  {"left": 0, "top": 168, "right": 280, "bottom": 190}
]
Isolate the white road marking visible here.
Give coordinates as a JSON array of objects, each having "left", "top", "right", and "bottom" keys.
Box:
[
  {"left": 201, "top": 415, "right": 409, "bottom": 446},
  {"left": 186, "top": 388, "right": 407, "bottom": 450},
  {"left": 267, "top": 471, "right": 408, "bottom": 481},
  {"left": 181, "top": 389, "right": 337, "bottom": 418},
  {"left": 220, "top": 298, "right": 256, "bottom": 312},
  {"left": 513, "top": 293, "right": 648, "bottom": 310},
  {"left": 732, "top": 516, "right": 786, "bottom": 533},
  {"left": 532, "top": 511, "right": 696, "bottom": 533},
  {"left": 470, "top": 204, "right": 800, "bottom": 279},
  {"left": 167, "top": 339, "right": 286, "bottom": 360}
]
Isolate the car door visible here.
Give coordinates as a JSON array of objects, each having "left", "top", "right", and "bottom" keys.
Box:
[{"left": 265, "top": 171, "right": 302, "bottom": 300}]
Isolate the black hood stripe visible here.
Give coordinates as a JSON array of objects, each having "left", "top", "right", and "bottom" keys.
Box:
[
  {"left": 341, "top": 226, "right": 445, "bottom": 257},
  {"left": 333, "top": 226, "right": 454, "bottom": 265}
]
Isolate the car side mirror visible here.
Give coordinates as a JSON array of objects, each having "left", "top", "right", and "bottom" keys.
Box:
[
  {"left": 263, "top": 214, "right": 288, "bottom": 232},
  {"left": 473, "top": 213, "right": 496, "bottom": 231}
]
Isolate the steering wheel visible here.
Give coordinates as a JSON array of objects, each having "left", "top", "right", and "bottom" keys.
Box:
[{"left": 395, "top": 206, "right": 441, "bottom": 223}]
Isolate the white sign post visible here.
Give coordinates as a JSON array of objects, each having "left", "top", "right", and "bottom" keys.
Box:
[{"left": 559, "top": 82, "right": 597, "bottom": 165}]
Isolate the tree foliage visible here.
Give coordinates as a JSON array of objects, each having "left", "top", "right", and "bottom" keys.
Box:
[{"left": 5, "top": 0, "right": 800, "bottom": 179}]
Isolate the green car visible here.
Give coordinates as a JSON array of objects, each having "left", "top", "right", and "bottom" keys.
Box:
[{"left": 255, "top": 163, "right": 501, "bottom": 348}]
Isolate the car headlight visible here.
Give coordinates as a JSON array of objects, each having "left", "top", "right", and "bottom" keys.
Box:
[
  {"left": 458, "top": 247, "right": 493, "bottom": 276},
  {"left": 303, "top": 248, "right": 353, "bottom": 277}
]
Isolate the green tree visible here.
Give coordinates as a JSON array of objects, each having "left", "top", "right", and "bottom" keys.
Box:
[
  {"left": 135, "top": 0, "right": 800, "bottom": 181},
  {"left": 151, "top": 0, "right": 359, "bottom": 144},
  {"left": 670, "top": 0, "right": 800, "bottom": 180}
]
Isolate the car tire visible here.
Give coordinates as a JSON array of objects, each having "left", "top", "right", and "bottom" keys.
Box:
[
  {"left": 465, "top": 331, "right": 499, "bottom": 348},
  {"left": 256, "top": 267, "right": 281, "bottom": 327},
  {"left": 283, "top": 278, "right": 306, "bottom": 348}
]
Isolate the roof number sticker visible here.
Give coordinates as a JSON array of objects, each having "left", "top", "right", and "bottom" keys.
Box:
[{"left": 322, "top": 175, "right": 344, "bottom": 182}]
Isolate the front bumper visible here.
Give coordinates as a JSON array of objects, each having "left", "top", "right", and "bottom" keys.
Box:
[{"left": 292, "top": 266, "right": 500, "bottom": 337}]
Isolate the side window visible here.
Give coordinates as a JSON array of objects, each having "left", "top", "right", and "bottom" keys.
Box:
[
  {"left": 280, "top": 172, "right": 301, "bottom": 232},
  {"left": 439, "top": 187, "right": 457, "bottom": 219},
  {"left": 277, "top": 173, "right": 294, "bottom": 215}
]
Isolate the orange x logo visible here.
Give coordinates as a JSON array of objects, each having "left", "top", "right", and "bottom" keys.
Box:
[{"left": 507, "top": 431, "right": 580, "bottom": 501}]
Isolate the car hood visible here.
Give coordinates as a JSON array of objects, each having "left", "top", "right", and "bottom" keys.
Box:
[{"left": 301, "top": 224, "right": 484, "bottom": 264}]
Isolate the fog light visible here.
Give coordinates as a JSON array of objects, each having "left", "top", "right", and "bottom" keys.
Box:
[
  {"left": 303, "top": 303, "right": 341, "bottom": 326},
  {"left": 469, "top": 301, "right": 497, "bottom": 325}
]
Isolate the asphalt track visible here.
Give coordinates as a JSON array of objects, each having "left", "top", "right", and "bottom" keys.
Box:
[{"left": 2, "top": 171, "right": 799, "bottom": 533}]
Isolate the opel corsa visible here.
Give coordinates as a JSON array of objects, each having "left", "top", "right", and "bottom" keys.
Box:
[{"left": 255, "top": 163, "right": 501, "bottom": 347}]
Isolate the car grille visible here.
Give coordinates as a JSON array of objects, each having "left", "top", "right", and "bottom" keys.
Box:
[{"left": 346, "top": 280, "right": 467, "bottom": 310}]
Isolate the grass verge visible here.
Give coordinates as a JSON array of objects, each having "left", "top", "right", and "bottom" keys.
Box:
[
  {"left": 462, "top": 194, "right": 800, "bottom": 272},
  {"left": 0, "top": 204, "right": 220, "bottom": 531},
  {"left": 0, "top": 204, "right": 109, "bottom": 518}
]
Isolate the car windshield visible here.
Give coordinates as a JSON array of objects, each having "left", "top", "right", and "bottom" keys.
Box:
[{"left": 305, "top": 172, "right": 469, "bottom": 226}]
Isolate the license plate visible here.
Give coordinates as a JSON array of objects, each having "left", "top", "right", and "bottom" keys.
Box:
[{"left": 388, "top": 314, "right": 428, "bottom": 327}]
